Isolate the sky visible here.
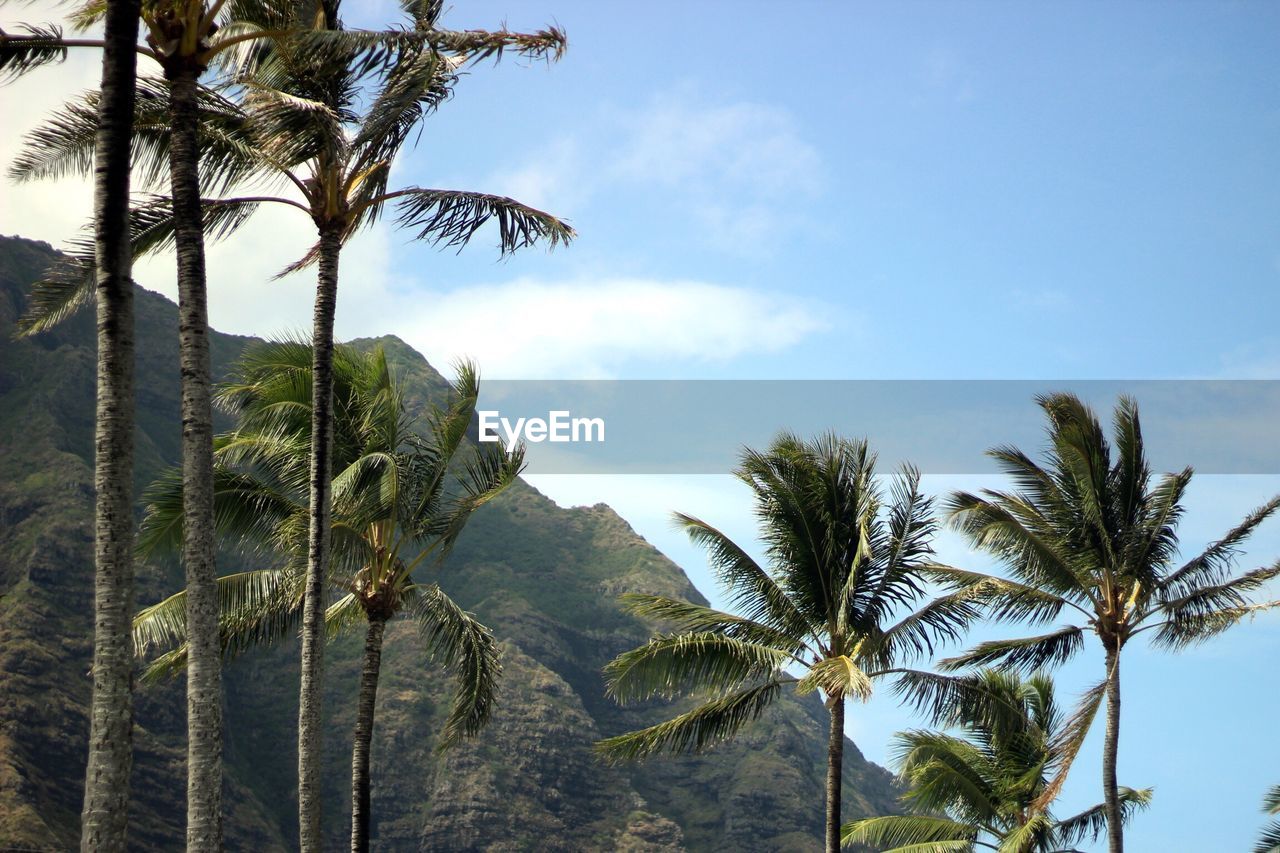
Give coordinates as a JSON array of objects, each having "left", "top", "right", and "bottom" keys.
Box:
[{"left": 3, "top": 1, "right": 1280, "bottom": 849}]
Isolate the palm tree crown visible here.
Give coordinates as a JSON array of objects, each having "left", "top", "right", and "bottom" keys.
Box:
[
  {"left": 599, "top": 433, "right": 985, "bottom": 852},
  {"left": 843, "top": 669, "right": 1151, "bottom": 853},
  {"left": 929, "top": 393, "right": 1280, "bottom": 852},
  {"left": 133, "top": 340, "right": 521, "bottom": 739}
]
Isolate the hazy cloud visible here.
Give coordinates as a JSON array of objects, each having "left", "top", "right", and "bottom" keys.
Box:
[
  {"left": 485, "top": 86, "right": 824, "bottom": 255},
  {"left": 372, "top": 277, "right": 828, "bottom": 379}
]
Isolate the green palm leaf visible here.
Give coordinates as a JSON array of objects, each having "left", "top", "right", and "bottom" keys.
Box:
[
  {"left": 603, "top": 632, "right": 792, "bottom": 705},
  {"left": 595, "top": 680, "right": 784, "bottom": 764},
  {"left": 840, "top": 814, "right": 977, "bottom": 851},
  {"left": 406, "top": 583, "right": 501, "bottom": 747}
]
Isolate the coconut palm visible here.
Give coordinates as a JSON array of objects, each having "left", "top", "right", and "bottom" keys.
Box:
[
  {"left": 2, "top": 0, "right": 143, "bottom": 847},
  {"left": 924, "top": 393, "right": 1280, "bottom": 853},
  {"left": 132, "top": 339, "right": 521, "bottom": 852},
  {"left": 843, "top": 669, "right": 1151, "bottom": 853},
  {"left": 9, "top": 7, "right": 570, "bottom": 842},
  {"left": 1257, "top": 785, "right": 1280, "bottom": 853},
  {"left": 597, "top": 433, "right": 986, "bottom": 853},
  {"left": 5, "top": 4, "right": 565, "bottom": 846}
]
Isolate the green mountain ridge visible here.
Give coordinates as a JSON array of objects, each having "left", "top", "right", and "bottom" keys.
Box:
[{"left": 0, "top": 234, "right": 899, "bottom": 851}]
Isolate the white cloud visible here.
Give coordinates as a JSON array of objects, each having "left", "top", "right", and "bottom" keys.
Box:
[
  {"left": 357, "top": 276, "right": 827, "bottom": 379},
  {"left": 0, "top": 37, "right": 828, "bottom": 377},
  {"left": 0, "top": 4, "right": 102, "bottom": 246},
  {"left": 483, "top": 87, "right": 824, "bottom": 256}
]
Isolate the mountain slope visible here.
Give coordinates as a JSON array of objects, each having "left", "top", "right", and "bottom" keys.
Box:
[{"left": 0, "top": 234, "right": 899, "bottom": 851}]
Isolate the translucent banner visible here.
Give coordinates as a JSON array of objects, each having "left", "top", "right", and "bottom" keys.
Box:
[{"left": 468, "top": 380, "right": 1280, "bottom": 475}]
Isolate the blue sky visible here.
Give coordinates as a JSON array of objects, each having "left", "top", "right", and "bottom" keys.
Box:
[{"left": 4, "top": 1, "right": 1280, "bottom": 849}]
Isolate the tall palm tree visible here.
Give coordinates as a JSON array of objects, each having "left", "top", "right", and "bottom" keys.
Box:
[
  {"left": 10, "top": 7, "right": 570, "bottom": 844},
  {"left": 3, "top": 0, "right": 144, "bottom": 848},
  {"left": 5, "top": 7, "right": 324, "bottom": 846},
  {"left": 926, "top": 393, "right": 1280, "bottom": 853},
  {"left": 842, "top": 669, "right": 1151, "bottom": 852},
  {"left": 1257, "top": 785, "right": 1280, "bottom": 853},
  {"left": 597, "top": 433, "right": 985, "bottom": 853},
  {"left": 132, "top": 339, "right": 521, "bottom": 852},
  {"left": 6, "top": 4, "right": 564, "bottom": 846}
]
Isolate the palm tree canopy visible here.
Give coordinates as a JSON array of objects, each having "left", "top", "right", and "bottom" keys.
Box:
[
  {"left": 133, "top": 339, "right": 522, "bottom": 743},
  {"left": 929, "top": 393, "right": 1280, "bottom": 670},
  {"left": 597, "top": 433, "right": 983, "bottom": 762},
  {"left": 842, "top": 670, "right": 1152, "bottom": 853},
  {"left": 9, "top": 1, "right": 573, "bottom": 335}
]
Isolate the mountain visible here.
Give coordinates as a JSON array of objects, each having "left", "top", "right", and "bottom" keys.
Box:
[{"left": 0, "top": 234, "right": 899, "bottom": 851}]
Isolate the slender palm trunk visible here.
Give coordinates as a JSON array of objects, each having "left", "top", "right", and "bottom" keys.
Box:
[
  {"left": 1103, "top": 647, "right": 1123, "bottom": 853},
  {"left": 166, "top": 65, "right": 222, "bottom": 852},
  {"left": 350, "top": 615, "right": 387, "bottom": 853},
  {"left": 825, "top": 697, "right": 845, "bottom": 853},
  {"left": 79, "top": 1, "right": 141, "bottom": 849},
  {"left": 298, "top": 227, "right": 342, "bottom": 851}
]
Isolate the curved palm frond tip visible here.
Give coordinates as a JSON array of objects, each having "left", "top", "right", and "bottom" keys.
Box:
[
  {"left": 926, "top": 393, "right": 1280, "bottom": 853},
  {"left": 1256, "top": 784, "right": 1280, "bottom": 853},
  {"left": 842, "top": 669, "right": 1151, "bottom": 852},
  {"left": 598, "top": 433, "right": 982, "bottom": 853}
]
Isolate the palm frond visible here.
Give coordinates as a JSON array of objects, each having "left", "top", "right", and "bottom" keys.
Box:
[
  {"left": 674, "top": 512, "right": 813, "bottom": 641},
  {"left": 1152, "top": 561, "right": 1280, "bottom": 626},
  {"left": 1150, "top": 600, "right": 1280, "bottom": 650},
  {"left": 15, "top": 196, "right": 262, "bottom": 335},
  {"left": 407, "top": 583, "right": 501, "bottom": 747},
  {"left": 1160, "top": 496, "right": 1280, "bottom": 599},
  {"left": 1256, "top": 823, "right": 1280, "bottom": 853},
  {"left": 0, "top": 24, "right": 69, "bottom": 83},
  {"left": 945, "top": 491, "right": 1091, "bottom": 602},
  {"left": 1265, "top": 784, "right": 1280, "bottom": 816},
  {"left": 325, "top": 591, "right": 366, "bottom": 641},
  {"left": 602, "top": 632, "right": 790, "bottom": 705},
  {"left": 137, "top": 466, "right": 299, "bottom": 559},
  {"left": 939, "top": 625, "right": 1085, "bottom": 674},
  {"left": 867, "top": 584, "right": 986, "bottom": 669},
  {"left": 348, "top": 45, "right": 455, "bottom": 191},
  {"left": 10, "top": 78, "right": 265, "bottom": 194},
  {"left": 1053, "top": 787, "right": 1152, "bottom": 848},
  {"left": 594, "top": 680, "right": 782, "bottom": 764},
  {"left": 616, "top": 593, "right": 810, "bottom": 655},
  {"left": 1031, "top": 679, "right": 1107, "bottom": 813},
  {"left": 133, "top": 568, "right": 299, "bottom": 682},
  {"left": 922, "top": 564, "right": 1075, "bottom": 624},
  {"left": 839, "top": 815, "right": 976, "bottom": 852},
  {"left": 385, "top": 187, "right": 574, "bottom": 255}
]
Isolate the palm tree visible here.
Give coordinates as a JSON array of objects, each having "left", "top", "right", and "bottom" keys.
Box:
[
  {"left": 9, "top": 7, "right": 570, "bottom": 844},
  {"left": 7, "top": 4, "right": 564, "bottom": 846},
  {"left": 842, "top": 669, "right": 1151, "bottom": 852},
  {"left": 132, "top": 339, "right": 521, "bottom": 852},
  {"left": 1257, "top": 785, "right": 1280, "bottom": 853},
  {"left": 2, "top": 0, "right": 143, "bottom": 848},
  {"left": 926, "top": 393, "right": 1280, "bottom": 853},
  {"left": 597, "top": 433, "right": 985, "bottom": 853}
]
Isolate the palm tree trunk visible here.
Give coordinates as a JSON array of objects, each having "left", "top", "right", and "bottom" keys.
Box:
[
  {"left": 350, "top": 615, "right": 387, "bottom": 853},
  {"left": 1103, "top": 647, "right": 1123, "bottom": 853},
  {"left": 166, "top": 64, "right": 222, "bottom": 852},
  {"left": 79, "top": 1, "right": 141, "bottom": 849},
  {"left": 298, "top": 226, "right": 342, "bottom": 852},
  {"left": 825, "top": 697, "right": 845, "bottom": 853}
]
